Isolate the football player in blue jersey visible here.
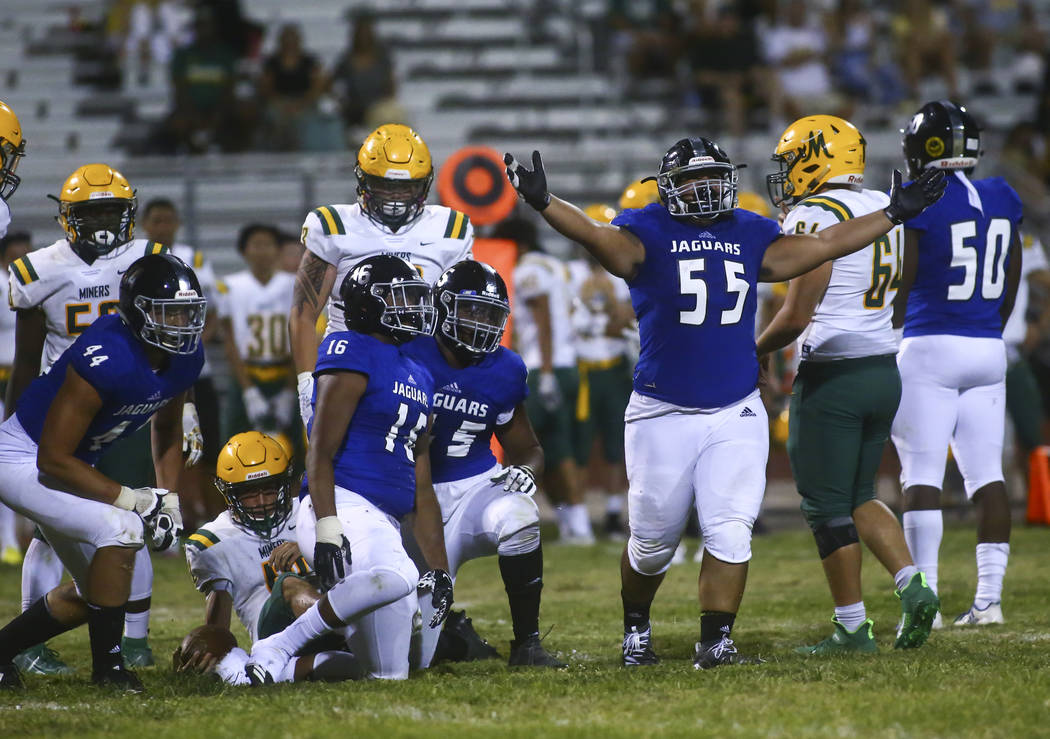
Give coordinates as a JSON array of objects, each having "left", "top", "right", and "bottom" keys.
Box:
[
  {"left": 246, "top": 254, "right": 453, "bottom": 683},
  {"left": 506, "top": 141, "right": 946, "bottom": 669},
  {"left": 402, "top": 260, "right": 564, "bottom": 668},
  {"left": 0, "top": 253, "right": 206, "bottom": 692},
  {"left": 891, "top": 100, "right": 1023, "bottom": 628}
]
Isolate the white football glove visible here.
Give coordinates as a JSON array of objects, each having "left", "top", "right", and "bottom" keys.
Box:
[
  {"left": 297, "top": 371, "right": 314, "bottom": 428},
  {"left": 182, "top": 401, "right": 204, "bottom": 467},
  {"left": 114, "top": 485, "right": 165, "bottom": 519},
  {"left": 148, "top": 492, "right": 183, "bottom": 553},
  {"left": 537, "top": 371, "right": 562, "bottom": 412},
  {"left": 243, "top": 385, "right": 269, "bottom": 427},
  {"left": 273, "top": 387, "right": 297, "bottom": 430},
  {"left": 490, "top": 465, "right": 538, "bottom": 496}
]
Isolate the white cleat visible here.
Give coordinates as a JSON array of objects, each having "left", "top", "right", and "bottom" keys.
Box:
[
  {"left": 245, "top": 634, "right": 294, "bottom": 685},
  {"left": 931, "top": 612, "right": 944, "bottom": 630},
  {"left": 670, "top": 542, "right": 687, "bottom": 565},
  {"left": 953, "top": 601, "right": 1004, "bottom": 626}
]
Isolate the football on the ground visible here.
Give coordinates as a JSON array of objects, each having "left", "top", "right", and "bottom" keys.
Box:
[{"left": 172, "top": 624, "right": 238, "bottom": 670}]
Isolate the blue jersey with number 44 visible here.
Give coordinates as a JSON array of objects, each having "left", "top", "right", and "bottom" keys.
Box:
[
  {"left": 612, "top": 203, "right": 783, "bottom": 408},
  {"left": 313, "top": 331, "right": 432, "bottom": 518},
  {"left": 15, "top": 314, "right": 203, "bottom": 465},
  {"left": 902, "top": 174, "right": 1023, "bottom": 339},
  {"left": 402, "top": 336, "right": 528, "bottom": 484}
]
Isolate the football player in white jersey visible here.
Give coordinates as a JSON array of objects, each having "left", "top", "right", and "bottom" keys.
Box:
[
  {"left": 181, "top": 432, "right": 359, "bottom": 684},
  {"left": 289, "top": 124, "right": 473, "bottom": 428},
  {"left": 0, "top": 100, "right": 24, "bottom": 241},
  {"left": 0, "top": 232, "right": 31, "bottom": 566},
  {"left": 758, "top": 116, "right": 939, "bottom": 654},
  {"left": 4, "top": 164, "right": 170, "bottom": 674},
  {"left": 219, "top": 224, "right": 298, "bottom": 449}
]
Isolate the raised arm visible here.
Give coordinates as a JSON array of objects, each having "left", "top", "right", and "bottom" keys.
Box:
[
  {"left": 505, "top": 151, "right": 645, "bottom": 280},
  {"left": 760, "top": 169, "right": 946, "bottom": 283},
  {"left": 290, "top": 250, "right": 337, "bottom": 376}
]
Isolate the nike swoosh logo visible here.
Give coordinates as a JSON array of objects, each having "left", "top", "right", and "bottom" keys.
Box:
[
  {"left": 420, "top": 241, "right": 434, "bottom": 246},
  {"left": 117, "top": 269, "right": 128, "bottom": 274}
]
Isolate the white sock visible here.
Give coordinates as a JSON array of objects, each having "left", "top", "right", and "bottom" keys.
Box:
[
  {"left": 605, "top": 495, "right": 624, "bottom": 516},
  {"left": 21, "top": 536, "right": 64, "bottom": 612},
  {"left": 124, "top": 609, "right": 150, "bottom": 640},
  {"left": 0, "top": 504, "right": 18, "bottom": 551},
  {"left": 834, "top": 601, "right": 867, "bottom": 632},
  {"left": 555, "top": 505, "right": 572, "bottom": 539},
  {"left": 974, "top": 542, "right": 1009, "bottom": 608},
  {"left": 893, "top": 564, "right": 920, "bottom": 592},
  {"left": 263, "top": 601, "right": 330, "bottom": 656},
  {"left": 902, "top": 510, "right": 942, "bottom": 594},
  {"left": 326, "top": 566, "right": 414, "bottom": 625},
  {"left": 124, "top": 546, "right": 153, "bottom": 639},
  {"left": 216, "top": 647, "right": 251, "bottom": 685},
  {"left": 569, "top": 503, "right": 593, "bottom": 538}
]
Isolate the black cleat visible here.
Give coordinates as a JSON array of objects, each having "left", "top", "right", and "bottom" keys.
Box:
[
  {"left": 692, "top": 636, "right": 765, "bottom": 670},
  {"left": 508, "top": 635, "right": 567, "bottom": 668},
  {"left": 245, "top": 662, "right": 275, "bottom": 686},
  {"left": 622, "top": 626, "right": 659, "bottom": 666},
  {"left": 92, "top": 665, "right": 145, "bottom": 693},
  {"left": 433, "top": 610, "right": 502, "bottom": 663},
  {"left": 0, "top": 662, "right": 25, "bottom": 690}
]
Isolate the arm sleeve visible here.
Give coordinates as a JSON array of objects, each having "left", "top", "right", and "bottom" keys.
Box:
[{"left": 302, "top": 210, "right": 340, "bottom": 266}]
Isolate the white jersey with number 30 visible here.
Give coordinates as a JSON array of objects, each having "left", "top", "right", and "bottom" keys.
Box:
[
  {"left": 783, "top": 188, "right": 902, "bottom": 361},
  {"left": 219, "top": 270, "right": 296, "bottom": 365}
]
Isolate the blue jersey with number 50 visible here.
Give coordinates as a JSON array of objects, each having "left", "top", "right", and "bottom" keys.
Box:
[
  {"left": 402, "top": 336, "right": 528, "bottom": 484},
  {"left": 612, "top": 203, "right": 782, "bottom": 408},
  {"left": 313, "top": 331, "right": 432, "bottom": 518},
  {"left": 15, "top": 314, "right": 203, "bottom": 465},
  {"left": 901, "top": 174, "right": 1023, "bottom": 339}
]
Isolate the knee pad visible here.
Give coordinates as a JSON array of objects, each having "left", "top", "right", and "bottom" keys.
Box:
[
  {"left": 627, "top": 534, "right": 677, "bottom": 576},
  {"left": 813, "top": 517, "right": 859, "bottom": 559},
  {"left": 702, "top": 519, "right": 753, "bottom": 564},
  {"left": 484, "top": 495, "right": 540, "bottom": 557}
]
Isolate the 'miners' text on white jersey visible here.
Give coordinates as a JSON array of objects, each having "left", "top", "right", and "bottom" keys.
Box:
[
  {"left": 301, "top": 203, "right": 474, "bottom": 336},
  {"left": 185, "top": 500, "right": 307, "bottom": 642},
  {"left": 783, "top": 189, "right": 901, "bottom": 361},
  {"left": 219, "top": 270, "right": 296, "bottom": 365},
  {"left": 7, "top": 239, "right": 169, "bottom": 370},
  {"left": 514, "top": 251, "right": 577, "bottom": 370}
]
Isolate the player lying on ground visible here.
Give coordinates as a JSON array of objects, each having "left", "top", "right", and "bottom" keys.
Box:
[{"left": 0, "top": 253, "right": 205, "bottom": 693}]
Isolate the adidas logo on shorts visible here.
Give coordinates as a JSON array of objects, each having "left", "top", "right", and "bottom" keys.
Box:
[{"left": 739, "top": 406, "right": 757, "bottom": 418}]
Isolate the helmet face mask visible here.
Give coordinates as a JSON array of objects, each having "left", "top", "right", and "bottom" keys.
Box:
[
  {"left": 0, "top": 100, "right": 24, "bottom": 201},
  {"left": 62, "top": 198, "right": 136, "bottom": 258},
  {"left": 658, "top": 162, "right": 738, "bottom": 220},
  {"left": 341, "top": 255, "right": 437, "bottom": 344},
  {"left": 214, "top": 431, "right": 295, "bottom": 540},
  {"left": 132, "top": 294, "right": 207, "bottom": 355},
  {"left": 356, "top": 168, "right": 432, "bottom": 232},
  {"left": 434, "top": 260, "right": 510, "bottom": 363},
  {"left": 118, "top": 253, "right": 208, "bottom": 356},
  {"left": 373, "top": 279, "right": 437, "bottom": 340}
]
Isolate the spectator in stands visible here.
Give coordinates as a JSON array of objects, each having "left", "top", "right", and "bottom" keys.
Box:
[
  {"left": 107, "top": 0, "right": 189, "bottom": 88},
  {"left": 992, "top": 122, "right": 1050, "bottom": 249},
  {"left": 687, "top": 0, "right": 762, "bottom": 137},
  {"left": 198, "top": 0, "right": 263, "bottom": 59},
  {"left": 1011, "top": 1, "right": 1046, "bottom": 94},
  {"left": 762, "top": 0, "right": 837, "bottom": 126},
  {"left": 892, "top": 0, "right": 958, "bottom": 101},
  {"left": 160, "top": 8, "right": 240, "bottom": 153},
  {"left": 606, "top": 0, "right": 681, "bottom": 84},
  {"left": 259, "top": 24, "right": 326, "bottom": 151},
  {"left": 330, "top": 12, "right": 401, "bottom": 138}
]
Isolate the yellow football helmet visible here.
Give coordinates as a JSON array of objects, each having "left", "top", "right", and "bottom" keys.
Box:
[
  {"left": 356, "top": 123, "right": 433, "bottom": 232},
  {"left": 215, "top": 431, "right": 296, "bottom": 538},
  {"left": 618, "top": 178, "right": 660, "bottom": 211},
  {"left": 767, "top": 115, "right": 866, "bottom": 208},
  {"left": 584, "top": 203, "right": 617, "bottom": 223},
  {"left": 55, "top": 163, "right": 136, "bottom": 259},
  {"left": 737, "top": 191, "right": 771, "bottom": 218},
  {"left": 0, "top": 100, "right": 25, "bottom": 201}
]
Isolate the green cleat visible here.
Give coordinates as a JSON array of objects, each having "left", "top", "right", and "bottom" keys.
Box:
[
  {"left": 895, "top": 572, "right": 940, "bottom": 649},
  {"left": 795, "top": 617, "right": 877, "bottom": 655},
  {"left": 14, "top": 643, "right": 75, "bottom": 675},
  {"left": 121, "top": 637, "right": 155, "bottom": 668}
]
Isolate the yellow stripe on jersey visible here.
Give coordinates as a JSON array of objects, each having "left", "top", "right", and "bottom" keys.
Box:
[
  {"left": 11, "top": 257, "right": 35, "bottom": 285},
  {"left": 314, "top": 206, "right": 346, "bottom": 236},
  {"left": 216, "top": 280, "right": 228, "bottom": 295},
  {"left": 144, "top": 240, "right": 167, "bottom": 256},
  {"left": 444, "top": 210, "right": 470, "bottom": 239},
  {"left": 193, "top": 251, "right": 204, "bottom": 269},
  {"left": 801, "top": 196, "right": 853, "bottom": 222}
]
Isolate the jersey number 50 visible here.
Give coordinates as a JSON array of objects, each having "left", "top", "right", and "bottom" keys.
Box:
[{"left": 947, "top": 219, "right": 1012, "bottom": 301}]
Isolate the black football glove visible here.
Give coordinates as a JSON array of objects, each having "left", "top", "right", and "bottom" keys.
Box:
[
  {"left": 418, "top": 569, "right": 454, "bottom": 627},
  {"left": 314, "top": 536, "right": 352, "bottom": 592},
  {"left": 504, "top": 151, "right": 551, "bottom": 211},
  {"left": 884, "top": 168, "right": 947, "bottom": 225}
]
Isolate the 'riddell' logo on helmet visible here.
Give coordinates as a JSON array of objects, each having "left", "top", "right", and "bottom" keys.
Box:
[
  {"left": 88, "top": 191, "right": 116, "bottom": 199},
  {"left": 245, "top": 470, "right": 271, "bottom": 480},
  {"left": 383, "top": 169, "right": 411, "bottom": 179},
  {"left": 175, "top": 289, "right": 199, "bottom": 298},
  {"left": 687, "top": 156, "right": 716, "bottom": 166}
]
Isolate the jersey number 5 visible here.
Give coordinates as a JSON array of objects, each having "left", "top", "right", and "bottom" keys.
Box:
[{"left": 678, "top": 258, "right": 749, "bottom": 326}]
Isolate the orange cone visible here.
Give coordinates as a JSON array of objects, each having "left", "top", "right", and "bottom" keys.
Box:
[{"left": 1026, "top": 447, "right": 1050, "bottom": 525}]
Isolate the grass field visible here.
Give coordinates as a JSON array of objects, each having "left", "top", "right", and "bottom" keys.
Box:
[{"left": 1, "top": 523, "right": 1048, "bottom": 738}]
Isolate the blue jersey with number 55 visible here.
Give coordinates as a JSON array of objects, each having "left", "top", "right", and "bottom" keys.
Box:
[
  {"left": 313, "top": 331, "right": 433, "bottom": 518},
  {"left": 901, "top": 174, "right": 1023, "bottom": 339},
  {"left": 15, "top": 314, "right": 203, "bottom": 465},
  {"left": 613, "top": 203, "right": 782, "bottom": 408},
  {"left": 402, "top": 336, "right": 528, "bottom": 484}
]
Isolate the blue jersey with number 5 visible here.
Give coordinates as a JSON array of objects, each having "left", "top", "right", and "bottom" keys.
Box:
[
  {"left": 612, "top": 203, "right": 782, "bottom": 408},
  {"left": 402, "top": 336, "right": 528, "bottom": 484},
  {"left": 313, "top": 331, "right": 432, "bottom": 518},
  {"left": 901, "top": 174, "right": 1023, "bottom": 338},
  {"left": 15, "top": 314, "right": 203, "bottom": 465}
]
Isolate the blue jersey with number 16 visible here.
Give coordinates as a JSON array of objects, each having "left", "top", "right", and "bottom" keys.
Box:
[
  {"left": 313, "top": 331, "right": 433, "bottom": 518},
  {"left": 401, "top": 336, "right": 528, "bottom": 484},
  {"left": 613, "top": 203, "right": 783, "bottom": 409},
  {"left": 901, "top": 173, "right": 1023, "bottom": 339},
  {"left": 15, "top": 314, "right": 203, "bottom": 465}
]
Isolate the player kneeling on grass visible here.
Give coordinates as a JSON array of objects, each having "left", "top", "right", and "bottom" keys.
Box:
[
  {"left": 0, "top": 254, "right": 204, "bottom": 692},
  {"left": 246, "top": 255, "right": 452, "bottom": 684},
  {"left": 404, "top": 260, "right": 564, "bottom": 669},
  {"left": 178, "top": 431, "right": 360, "bottom": 684}
]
